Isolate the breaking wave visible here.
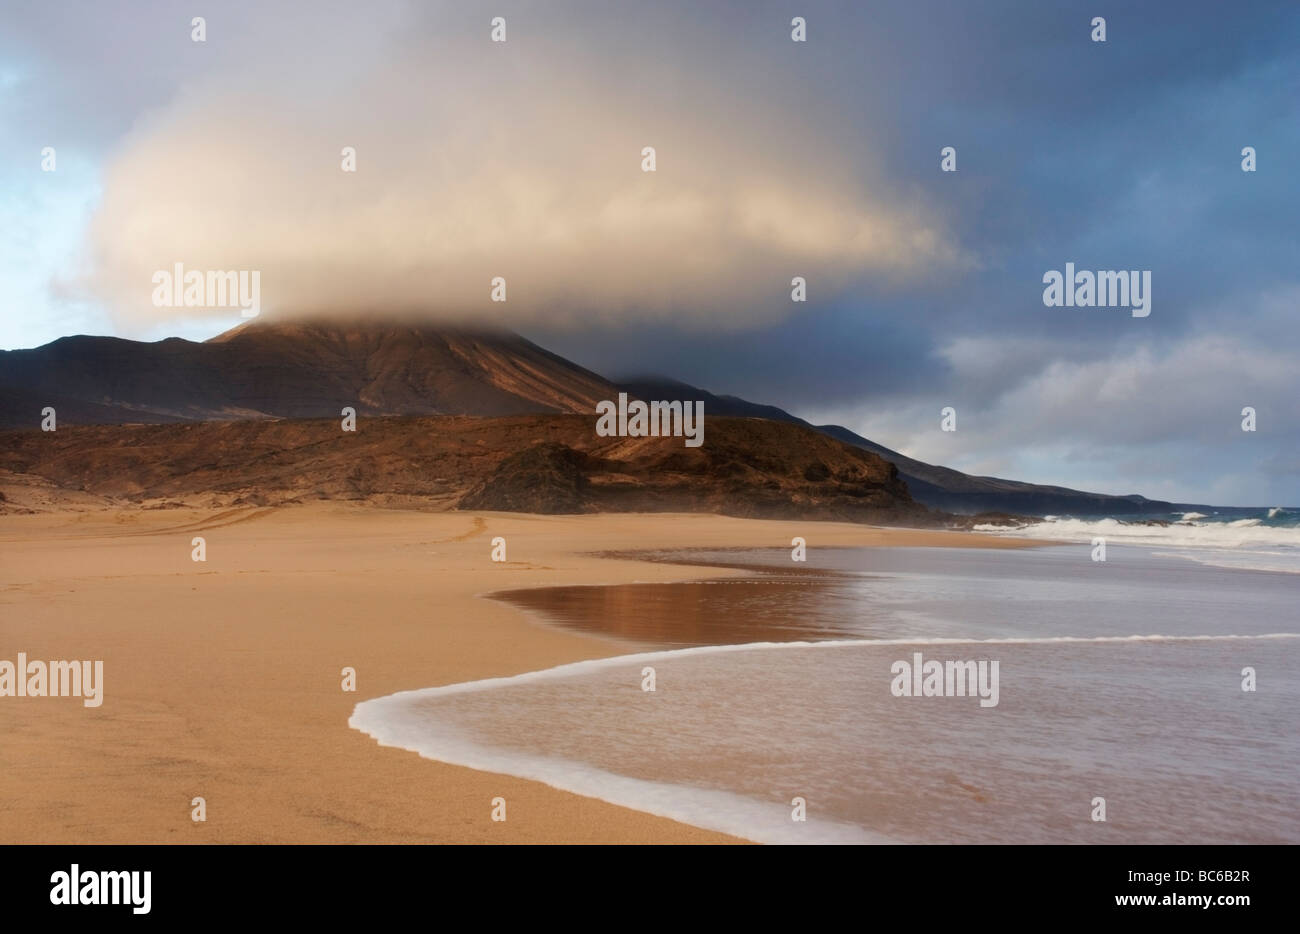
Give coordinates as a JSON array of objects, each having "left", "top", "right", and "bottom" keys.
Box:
[{"left": 975, "top": 515, "right": 1300, "bottom": 572}]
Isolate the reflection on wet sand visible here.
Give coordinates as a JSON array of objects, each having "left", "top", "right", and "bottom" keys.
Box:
[{"left": 492, "top": 550, "right": 853, "bottom": 647}]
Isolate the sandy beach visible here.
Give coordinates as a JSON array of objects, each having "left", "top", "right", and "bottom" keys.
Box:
[{"left": 0, "top": 503, "right": 1038, "bottom": 844}]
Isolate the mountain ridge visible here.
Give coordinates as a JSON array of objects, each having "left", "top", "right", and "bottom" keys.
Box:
[
  {"left": 0, "top": 319, "right": 616, "bottom": 424},
  {"left": 617, "top": 377, "right": 1193, "bottom": 516},
  {"left": 0, "top": 318, "right": 1219, "bottom": 516}
]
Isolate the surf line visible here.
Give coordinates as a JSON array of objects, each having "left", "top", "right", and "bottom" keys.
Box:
[{"left": 351, "top": 632, "right": 1300, "bottom": 710}]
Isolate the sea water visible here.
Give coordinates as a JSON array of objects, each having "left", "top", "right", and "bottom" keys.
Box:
[{"left": 351, "top": 542, "right": 1300, "bottom": 843}]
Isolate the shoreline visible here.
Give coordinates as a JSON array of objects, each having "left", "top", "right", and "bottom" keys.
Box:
[
  {"left": 349, "top": 630, "right": 1300, "bottom": 844},
  {"left": 0, "top": 503, "right": 1041, "bottom": 843}
]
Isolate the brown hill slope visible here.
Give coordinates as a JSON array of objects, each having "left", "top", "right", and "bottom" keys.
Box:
[
  {"left": 0, "top": 415, "right": 927, "bottom": 523},
  {"left": 0, "top": 319, "right": 617, "bottom": 426}
]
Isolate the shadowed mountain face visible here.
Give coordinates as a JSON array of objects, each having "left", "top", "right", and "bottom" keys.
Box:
[
  {"left": 0, "top": 320, "right": 616, "bottom": 425},
  {"left": 619, "top": 377, "right": 1184, "bottom": 516}
]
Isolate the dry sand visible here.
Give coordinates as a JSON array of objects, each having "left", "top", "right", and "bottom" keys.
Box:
[{"left": 0, "top": 504, "right": 1039, "bottom": 844}]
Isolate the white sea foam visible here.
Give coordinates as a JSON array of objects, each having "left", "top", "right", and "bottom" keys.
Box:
[
  {"left": 974, "top": 516, "right": 1300, "bottom": 571},
  {"left": 351, "top": 641, "right": 898, "bottom": 844},
  {"left": 351, "top": 709, "right": 884, "bottom": 844},
  {"left": 1149, "top": 550, "right": 1300, "bottom": 574},
  {"left": 356, "top": 634, "right": 1300, "bottom": 700}
]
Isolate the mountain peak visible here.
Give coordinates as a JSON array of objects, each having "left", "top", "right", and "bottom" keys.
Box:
[
  {"left": 206, "top": 314, "right": 517, "bottom": 343},
  {"left": 2, "top": 316, "right": 615, "bottom": 424}
]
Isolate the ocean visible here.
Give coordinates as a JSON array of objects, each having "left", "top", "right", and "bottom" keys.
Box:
[
  {"left": 350, "top": 522, "right": 1300, "bottom": 844},
  {"left": 975, "top": 507, "right": 1300, "bottom": 574}
]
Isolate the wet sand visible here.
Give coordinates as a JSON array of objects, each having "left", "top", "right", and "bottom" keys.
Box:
[{"left": 494, "top": 568, "right": 844, "bottom": 647}]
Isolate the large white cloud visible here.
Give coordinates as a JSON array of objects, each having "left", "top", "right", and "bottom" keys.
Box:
[{"left": 73, "top": 6, "right": 967, "bottom": 331}]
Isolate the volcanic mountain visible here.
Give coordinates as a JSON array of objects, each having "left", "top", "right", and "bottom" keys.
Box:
[
  {"left": 0, "top": 319, "right": 616, "bottom": 426},
  {"left": 0, "top": 318, "right": 1198, "bottom": 516},
  {"left": 0, "top": 319, "right": 929, "bottom": 520}
]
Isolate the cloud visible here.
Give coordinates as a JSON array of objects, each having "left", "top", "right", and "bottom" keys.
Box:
[
  {"left": 807, "top": 334, "right": 1299, "bottom": 503},
  {"left": 74, "top": 7, "right": 966, "bottom": 332}
]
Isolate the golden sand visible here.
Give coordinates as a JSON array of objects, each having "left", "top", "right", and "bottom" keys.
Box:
[{"left": 0, "top": 504, "right": 1038, "bottom": 843}]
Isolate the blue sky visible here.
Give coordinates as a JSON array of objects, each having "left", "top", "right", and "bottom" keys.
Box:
[{"left": 2, "top": 0, "right": 1297, "bottom": 505}]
